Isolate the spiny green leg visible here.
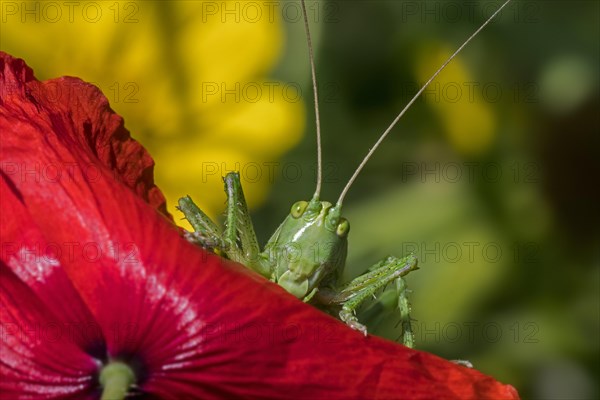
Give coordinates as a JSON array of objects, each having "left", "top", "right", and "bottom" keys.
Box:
[
  {"left": 356, "top": 277, "right": 415, "bottom": 347},
  {"left": 222, "top": 172, "right": 271, "bottom": 277},
  {"left": 396, "top": 277, "right": 415, "bottom": 348},
  {"left": 331, "top": 254, "right": 418, "bottom": 341},
  {"left": 178, "top": 196, "right": 226, "bottom": 253}
]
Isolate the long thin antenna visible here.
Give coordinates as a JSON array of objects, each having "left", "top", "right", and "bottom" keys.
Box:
[
  {"left": 301, "top": 0, "right": 323, "bottom": 199},
  {"left": 336, "top": 0, "right": 512, "bottom": 206}
]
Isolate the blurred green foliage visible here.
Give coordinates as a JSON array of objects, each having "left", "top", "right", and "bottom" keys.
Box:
[{"left": 256, "top": 1, "right": 599, "bottom": 398}]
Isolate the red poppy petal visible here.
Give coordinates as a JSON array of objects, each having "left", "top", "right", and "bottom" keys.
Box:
[
  {"left": 0, "top": 52, "right": 169, "bottom": 218},
  {"left": 0, "top": 51, "right": 519, "bottom": 399},
  {"left": 0, "top": 178, "right": 100, "bottom": 398}
]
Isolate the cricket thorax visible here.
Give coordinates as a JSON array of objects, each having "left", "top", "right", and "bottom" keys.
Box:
[{"left": 266, "top": 199, "right": 349, "bottom": 298}]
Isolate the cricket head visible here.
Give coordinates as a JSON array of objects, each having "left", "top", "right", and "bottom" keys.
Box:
[{"left": 270, "top": 197, "right": 348, "bottom": 299}]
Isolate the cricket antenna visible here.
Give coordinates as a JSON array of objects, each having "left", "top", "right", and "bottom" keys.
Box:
[
  {"left": 301, "top": 0, "right": 323, "bottom": 200},
  {"left": 336, "top": 0, "right": 512, "bottom": 206}
]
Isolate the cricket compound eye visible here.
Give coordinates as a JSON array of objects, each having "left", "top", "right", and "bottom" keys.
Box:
[
  {"left": 291, "top": 201, "right": 309, "bottom": 218},
  {"left": 336, "top": 218, "right": 350, "bottom": 237}
]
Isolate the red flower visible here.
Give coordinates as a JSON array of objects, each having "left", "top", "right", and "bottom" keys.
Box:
[{"left": 0, "top": 51, "right": 519, "bottom": 399}]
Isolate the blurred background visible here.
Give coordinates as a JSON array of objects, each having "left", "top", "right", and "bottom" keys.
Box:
[{"left": 2, "top": 0, "right": 598, "bottom": 398}]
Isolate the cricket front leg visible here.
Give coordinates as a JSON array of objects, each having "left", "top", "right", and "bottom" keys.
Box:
[
  {"left": 178, "top": 195, "right": 227, "bottom": 254},
  {"left": 331, "top": 254, "right": 418, "bottom": 346},
  {"left": 222, "top": 172, "right": 271, "bottom": 278}
]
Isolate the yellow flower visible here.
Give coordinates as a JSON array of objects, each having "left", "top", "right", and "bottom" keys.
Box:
[
  {"left": 1, "top": 0, "right": 304, "bottom": 226},
  {"left": 414, "top": 42, "right": 496, "bottom": 156}
]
